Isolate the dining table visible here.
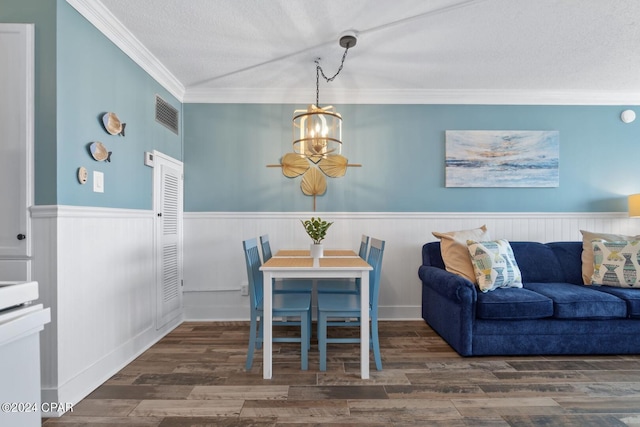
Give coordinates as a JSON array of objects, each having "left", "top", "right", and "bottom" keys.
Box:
[{"left": 259, "top": 249, "right": 372, "bottom": 379}]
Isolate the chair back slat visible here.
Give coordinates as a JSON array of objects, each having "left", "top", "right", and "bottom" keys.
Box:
[
  {"left": 358, "top": 235, "right": 370, "bottom": 259},
  {"left": 366, "top": 238, "right": 385, "bottom": 309},
  {"left": 259, "top": 234, "right": 272, "bottom": 262},
  {"left": 243, "top": 238, "right": 263, "bottom": 307}
]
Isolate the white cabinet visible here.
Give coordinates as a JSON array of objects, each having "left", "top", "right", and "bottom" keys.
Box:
[
  {"left": 0, "top": 24, "right": 34, "bottom": 280},
  {"left": 0, "top": 282, "right": 51, "bottom": 427}
]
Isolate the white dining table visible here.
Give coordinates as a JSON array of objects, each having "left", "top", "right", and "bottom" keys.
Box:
[{"left": 260, "top": 253, "right": 372, "bottom": 379}]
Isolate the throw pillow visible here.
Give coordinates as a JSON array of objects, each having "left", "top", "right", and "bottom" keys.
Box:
[
  {"left": 432, "top": 225, "right": 490, "bottom": 282},
  {"left": 580, "top": 230, "right": 640, "bottom": 285},
  {"left": 467, "top": 239, "right": 523, "bottom": 292},
  {"left": 591, "top": 240, "right": 640, "bottom": 287}
]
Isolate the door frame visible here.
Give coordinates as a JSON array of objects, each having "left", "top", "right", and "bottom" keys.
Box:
[
  {"left": 0, "top": 23, "right": 34, "bottom": 260},
  {"left": 152, "top": 150, "right": 184, "bottom": 329}
]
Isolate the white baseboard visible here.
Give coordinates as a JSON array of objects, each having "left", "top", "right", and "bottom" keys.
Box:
[{"left": 41, "top": 316, "right": 182, "bottom": 417}]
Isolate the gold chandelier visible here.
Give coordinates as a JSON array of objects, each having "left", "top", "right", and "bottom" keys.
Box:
[
  {"left": 268, "top": 32, "right": 361, "bottom": 211},
  {"left": 292, "top": 33, "right": 356, "bottom": 163},
  {"left": 293, "top": 104, "right": 342, "bottom": 164}
]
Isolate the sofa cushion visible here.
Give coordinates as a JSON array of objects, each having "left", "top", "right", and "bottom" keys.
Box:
[
  {"left": 422, "top": 242, "right": 446, "bottom": 270},
  {"left": 510, "top": 242, "right": 566, "bottom": 283},
  {"left": 580, "top": 230, "right": 640, "bottom": 285},
  {"left": 524, "top": 282, "right": 627, "bottom": 319},
  {"left": 476, "top": 287, "right": 553, "bottom": 320},
  {"left": 468, "top": 239, "right": 523, "bottom": 292},
  {"left": 432, "top": 225, "right": 490, "bottom": 282},
  {"left": 590, "top": 240, "right": 640, "bottom": 288},
  {"left": 547, "top": 242, "right": 584, "bottom": 285},
  {"left": 591, "top": 286, "right": 640, "bottom": 318}
]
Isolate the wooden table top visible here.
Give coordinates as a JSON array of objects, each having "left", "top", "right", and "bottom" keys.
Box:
[
  {"left": 275, "top": 249, "right": 358, "bottom": 257},
  {"left": 262, "top": 256, "right": 370, "bottom": 269}
]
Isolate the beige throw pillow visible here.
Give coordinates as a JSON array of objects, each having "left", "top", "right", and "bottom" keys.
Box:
[
  {"left": 432, "top": 225, "right": 490, "bottom": 282},
  {"left": 580, "top": 230, "right": 640, "bottom": 284}
]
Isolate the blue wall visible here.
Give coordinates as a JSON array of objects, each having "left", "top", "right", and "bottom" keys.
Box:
[
  {"left": 184, "top": 103, "right": 640, "bottom": 212},
  {"left": 56, "top": 2, "right": 182, "bottom": 209},
  {"left": 5, "top": 1, "right": 640, "bottom": 213},
  {"left": 3, "top": 0, "right": 183, "bottom": 209}
]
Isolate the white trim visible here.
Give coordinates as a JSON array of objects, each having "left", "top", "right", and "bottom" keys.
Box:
[
  {"left": 31, "top": 209, "right": 629, "bottom": 220},
  {"left": 30, "top": 205, "right": 153, "bottom": 219},
  {"left": 185, "top": 211, "right": 628, "bottom": 220},
  {"left": 65, "top": 0, "right": 185, "bottom": 101},
  {"left": 41, "top": 317, "right": 182, "bottom": 417},
  {"left": 183, "top": 87, "right": 640, "bottom": 106},
  {"left": 24, "top": 24, "right": 34, "bottom": 258}
]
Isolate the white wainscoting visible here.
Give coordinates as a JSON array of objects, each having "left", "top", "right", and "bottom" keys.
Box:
[
  {"left": 31, "top": 206, "right": 182, "bottom": 415},
  {"left": 183, "top": 211, "right": 638, "bottom": 321}
]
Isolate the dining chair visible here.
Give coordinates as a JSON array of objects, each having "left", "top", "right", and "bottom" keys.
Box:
[
  {"left": 316, "top": 237, "right": 385, "bottom": 371},
  {"left": 317, "top": 234, "right": 369, "bottom": 294},
  {"left": 259, "top": 234, "right": 313, "bottom": 294},
  {"left": 243, "top": 238, "right": 311, "bottom": 370}
]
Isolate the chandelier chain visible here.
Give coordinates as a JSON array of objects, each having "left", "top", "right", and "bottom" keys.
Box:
[{"left": 315, "top": 43, "right": 351, "bottom": 107}]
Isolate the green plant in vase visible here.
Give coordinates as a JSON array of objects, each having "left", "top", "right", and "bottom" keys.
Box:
[{"left": 301, "top": 217, "right": 333, "bottom": 257}]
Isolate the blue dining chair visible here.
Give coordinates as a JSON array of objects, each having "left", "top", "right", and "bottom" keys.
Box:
[
  {"left": 259, "top": 234, "right": 313, "bottom": 294},
  {"left": 243, "top": 238, "right": 311, "bottom": 370},
  {"left": 316, "top": 237, "right": 385, "bottom": 371},
  {"left": 317, "top": 234, "right": 369, "bottom": 294}
]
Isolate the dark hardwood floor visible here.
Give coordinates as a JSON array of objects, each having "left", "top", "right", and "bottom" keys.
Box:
[{"left": 42, "top": 320, "right": 640, "bottom": 426}]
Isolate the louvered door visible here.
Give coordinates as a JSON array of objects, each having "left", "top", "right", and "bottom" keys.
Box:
[{"left": 154, "top": 152, "right": 184, "bottom": 329}]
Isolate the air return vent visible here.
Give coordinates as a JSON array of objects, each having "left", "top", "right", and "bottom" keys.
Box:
[{"left": 155, "top": 95, "right": 179, "bottom": 135}]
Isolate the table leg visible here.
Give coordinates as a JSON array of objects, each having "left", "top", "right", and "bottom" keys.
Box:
[
  {"left": 263, "top": 271, "right": 273, "bottom": 379},
  {"left": 360, "top": 270, "right": 370, "bottom": 379}
]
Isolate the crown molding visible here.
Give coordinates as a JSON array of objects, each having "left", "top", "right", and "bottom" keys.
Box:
[
  {"left": 66, "top": 0, "right": 185, "bottom": 101},
  {"left": 183, "top": 87, "right": 640, "bottom": 105}
]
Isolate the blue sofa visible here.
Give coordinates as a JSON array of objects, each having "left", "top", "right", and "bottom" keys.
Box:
[{"left": 419, "top": 241, "right": 640, "bottom": 356}]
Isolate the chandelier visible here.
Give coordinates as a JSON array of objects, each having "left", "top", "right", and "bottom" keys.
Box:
[
  {"left": 268, "top": 31, "right": 361, "bottom": 211},
  {"left": 292, "top": 32, "right": 357, "bottom": 163}
]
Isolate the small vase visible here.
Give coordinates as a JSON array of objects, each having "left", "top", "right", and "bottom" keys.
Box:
[{"left": 310, "top": 243, "right": 324, "bottom": 258}]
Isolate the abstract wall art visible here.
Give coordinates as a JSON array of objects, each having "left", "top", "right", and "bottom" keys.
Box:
[{"left": 445, "top": 130, "right": 559, "bottom": 187}]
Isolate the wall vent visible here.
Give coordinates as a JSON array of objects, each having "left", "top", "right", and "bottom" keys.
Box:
[{"left": 155, "top": 95, "right": 179, "bottom": 135}]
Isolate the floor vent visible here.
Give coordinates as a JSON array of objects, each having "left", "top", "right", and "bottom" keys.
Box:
[{"left": 155, "top": 95, "right": 179, "bottom": 135}]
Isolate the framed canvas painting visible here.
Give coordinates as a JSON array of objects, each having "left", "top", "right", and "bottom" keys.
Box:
[{"left": 445, "top": 130, "right": 559, "bottom": 187}]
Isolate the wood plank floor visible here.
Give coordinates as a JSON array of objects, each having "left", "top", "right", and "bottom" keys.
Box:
[{"left": 42, "top": 320, "right": 640, "bottom": 426}]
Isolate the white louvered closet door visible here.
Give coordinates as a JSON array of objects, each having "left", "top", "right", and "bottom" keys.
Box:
[{"left": 154, "top": 152, "right": 184, "bottom": 329}]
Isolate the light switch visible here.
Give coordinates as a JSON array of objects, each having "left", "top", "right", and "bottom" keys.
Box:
[{"left": 93, "top": 171, "right": 104, "bottom": 193}]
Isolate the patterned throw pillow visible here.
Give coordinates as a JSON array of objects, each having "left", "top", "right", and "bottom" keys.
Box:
[
  {"left": 580, "top": 230, "right": 640, "bottom": 284},
  {"left": 467, "top": 239, "right": 523, "bottom": 293},
  {"left": 591, "top": 240, "right": 640, "bottom": 288}
]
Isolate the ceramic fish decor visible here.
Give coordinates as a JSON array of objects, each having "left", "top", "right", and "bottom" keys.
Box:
[
  {"left": 102, "top": 112, "right": 126, "bottom": 136},
  {"left": 89, "top": 141, "right": 112, "bottom": 162}
]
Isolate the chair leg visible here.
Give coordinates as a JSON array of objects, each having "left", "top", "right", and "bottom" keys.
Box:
[
  {"left": 371, "top": 314, "right": 382, "bottom": 371},
  {"left": 318, "top": 312, "right": 327, "bottom": 371},
  {"left": 300, "top": 311, "right": 309, "bottom": 371},
  {"left": 246, "top": 312, "right": 257, "bottom": 370},
  {"left": 307, "top": 309, "right": 312, "bottom": 350},
  {"left": 256, "top": 315, "right": 263, "bottom": 349}
]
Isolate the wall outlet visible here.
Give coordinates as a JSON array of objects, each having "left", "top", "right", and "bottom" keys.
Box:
[{"left": 240, "top": 283, "right": 249, "bottom": 296}]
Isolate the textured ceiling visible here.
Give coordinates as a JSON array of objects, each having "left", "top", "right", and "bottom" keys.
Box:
[{"left": 92, "top": 0, "right": 640, "bottom": 104}]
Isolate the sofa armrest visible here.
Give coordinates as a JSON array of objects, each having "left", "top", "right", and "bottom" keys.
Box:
[
  {"left": 418, "top": 265, "right": 477, "bottom": 356},
  {"left": 418, "top": 265, "right": 477, "bottom": 305}
]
